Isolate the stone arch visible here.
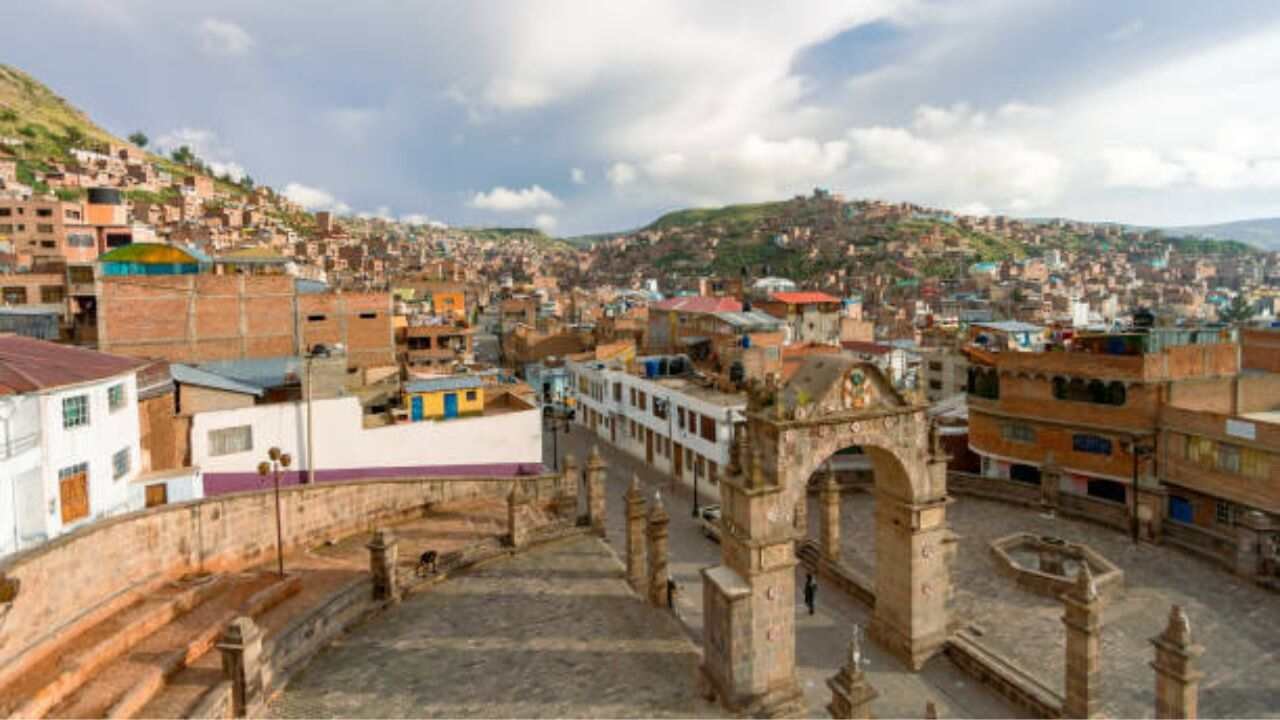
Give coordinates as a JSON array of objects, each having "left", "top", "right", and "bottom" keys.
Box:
[{"left": 699, "top": 357, "right": 951, "bottom": 715}]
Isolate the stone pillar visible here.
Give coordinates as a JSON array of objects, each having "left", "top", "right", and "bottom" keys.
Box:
[
  {"left": 647, "top": 491, "right": 670, "bottom": 608},
  {"left": 1234, "top": 510, "right": 1270, "bottom": 579},
  {"left": 586, "top": 445, "right": 607, "bottom": 538},
  {"left": 218, "top": 616, "right": 264, "bottom": 718},
  {"left": 1040, "top": 457, "right": 1061, "bottom": 513},
  {"left": 820, "top": 468, "right": 841, "bottom": 562},
  {"left": 557, "top": 453, "right": 579, "bottom": 521},
  {"left": 869, "top": 474, "right": 952, "bottom": 670},
  {"left": 1062, "top": 564, "right": 1103, "bottom": 719},
  {"left": 508, "top": 481, "right": 530, "bottom": 548},
  {"left": 1151, "top": 605, "right": 1203, "bottom": 719},
  {"left": 625, "top": 474, "right": 648, "bottom": 595},
  {"left": 925, "top": 701, "right": 939, "bottom": 719},
  {"left": 827, "top": 626, "right": 878, "bottom": 719},
  {"left": 366, "top": 528, "right": 399, "bottom": 604}
]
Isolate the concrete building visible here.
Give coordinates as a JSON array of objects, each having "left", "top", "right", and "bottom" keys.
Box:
[
  {"left": 920, "top": 347, "right": 971, "bottom": 403},
  {"left": 0, "top": 337, "right": 200, "bottom": 557},
  {"left": 403, "top": 376, "right": 485, "bottom": 421},
  {"left": 398, "top": 319, "right": 475, "bottom": 370},
  {"left": 760, "top": 291, "right": 844, "bottom": 345},
  {"left": 190, "top": 393, "right": 541, "bottom": 494},
  {"left": 567, "top": 354, "right": 743, "bottom": 493}
]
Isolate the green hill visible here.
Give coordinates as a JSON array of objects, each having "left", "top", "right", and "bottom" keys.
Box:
[{"left": 648, "top": 201, "right": 788, "bottom": 231}]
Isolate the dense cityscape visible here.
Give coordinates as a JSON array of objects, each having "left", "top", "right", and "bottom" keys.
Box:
[{"left": 1, "top": 5, "right": 1279, "bottom": 719}]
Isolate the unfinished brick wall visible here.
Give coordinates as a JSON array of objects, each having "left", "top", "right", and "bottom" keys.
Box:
[{"left": 0, "top": 474, "right": 563, "bottom": 689}]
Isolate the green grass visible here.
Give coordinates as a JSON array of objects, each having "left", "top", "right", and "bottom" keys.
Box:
[{"left": 648, "top": 201, "right": 787, "bottom": 231}]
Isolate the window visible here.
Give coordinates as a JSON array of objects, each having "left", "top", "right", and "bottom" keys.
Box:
[
  {"left": 1086, "top": 478, "right": 1126, "bottom": 503},
  {"left": 677, "top": 407, "right": 686, "bottom": 430},
  {"left": 465, "top": 390, "right": 477, "bottom": 402},
  {"left": 36, "top": 208, "right": 52, "bottom": 218},
  {"left": 359, "top": 312, "right": 378, "bottom": 319},
  {"left": 1241, "top": 447, "right": 1270, "bottom": 480},
  {"left": 967, "top": 367, "right": 999, "bottom": 399},
  {"left": 2, "top": 287, "right": 26, "bottom": 304},
  {"left": 653, "top": 398, "right": 668, "bottom": 420},
  {"left": 62, "top": 394, "right": 89, "bottom": 428},
  {"left": 613, "top": 383, "right": 622, "bottom": 402},
  {"left": 1217, "top": 444, "right": 1241, "bottom": 475},
  {"left": 700, "top": 415, "right": 717, "bottom": 442},
  {"left": 40, "top": 286, "right": 64, "bottom": 303},
  {"left": 1215, "top": 501, "right": 1232, "bottom": 525},
  {"left": 306, "top": 314, "right": 327, "bottom": 322},
  {"left": 36, "top": 223, "right": 54, "bottom": 233},
  {"left": 630, "top": 387, "right": 637, "bottom": 406},
  {"left": 928, "top": 361, "right": 943, "bottom": 372},
  {"left": 0, "top": 208, "right": 9, "bottom": 216},
  {"left": 112, "top": 447, "right": 131, "bottom": 480},
  {"left": 1185, "top": 436, "right": 1215, "bottom": 466},
  {"left": 1073, "top": 434, "right": 1112, "bottom": 455},
  {"left": 928, "top": 380, "right": 943, "bottom": 391},
  {"left": 0, "top": 224, "right": 10, "bottom": 233},
  {"left": 67, "top": 233, "right": 94, "bottom": 248},
  {"left": 68, "top": 266, "right": 94, "bottom": 283},
  {"left": 638, "top": 391, "right": 647, "bottom": 411},
  {"left": 108, "top": 383, "right": 126, "bottom": 412},
  {"left": 1001, "top": 423, "right": 1037, "bottom": 444},
  {"left": 208, "top": 425, "right": 253, "bottom": 456}
]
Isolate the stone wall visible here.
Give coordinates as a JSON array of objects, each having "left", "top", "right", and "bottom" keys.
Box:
[{"left": 0, "top": 473, "right": 563, "bottom": 689}]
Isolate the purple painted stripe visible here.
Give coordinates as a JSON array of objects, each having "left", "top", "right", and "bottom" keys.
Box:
[{"left": 203, "top": 462, "right": 548, "bottom": 496}]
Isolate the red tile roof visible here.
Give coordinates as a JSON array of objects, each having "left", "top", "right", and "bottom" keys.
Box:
[
  {"left": 840, "top": 340, "right": 893, "bottom": 356},
  {"left": 770, "top": 291, "right": 841, "bottom": 305},
  {"left": 0, "top": 336, "right": 145, "bottom": 395},
  {"left": 652, "top": 296, "right": 742, "bottom": 314}
]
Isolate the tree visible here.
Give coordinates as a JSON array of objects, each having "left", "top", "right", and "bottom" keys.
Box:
[
  {"left": 170, "top": 145, "right": 196, "bottom": 165},
  {"left": 1219, "top": 295, "right": 1256, "bottom": 325},
  {"left": 127, "top": 131, "right": 148, "bottom": 148},
  {"left": 63, "top": 125, "right": 85, "bottom": 148}
]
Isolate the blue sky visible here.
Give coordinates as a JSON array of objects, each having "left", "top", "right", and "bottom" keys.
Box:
[{"left": 7, "top": 1, "right": 1280, "bottom": 234}]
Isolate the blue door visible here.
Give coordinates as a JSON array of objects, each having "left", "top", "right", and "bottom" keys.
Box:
[
  {"left": 444, "top": 393, "right": 459, "bottom": 418},
  {"left": 411, "top": 396, "right": 424, "bottom": 421},
  {"left": 1169, "top": 496, "right": 1193, "bottom": 524}
]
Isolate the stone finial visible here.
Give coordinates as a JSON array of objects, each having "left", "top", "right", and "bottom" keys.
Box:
[
  {"left": 587, "top": 444, "right": 604, "bottom": 468},
  {"left": 564, "top": 452, "right": 579, "bottom": 471},
  {"left": 651, "top": 490, "right": 667, "bottom": 517},
  {"left": 628, "top": 473, "right": 642, "bottom": 495},
  {"left": 508, "top": 479, "right": 527, "bottom": 503},
  {"left": 367, "top": 528, "right": 395, "bottom": 549},
  {"left": 847, "top": 624, "right": 864, "bottom": 671},
  {"left": 925, "top": 701, "right": 939, "bottom": 719},
  {"left": 1072, "top": 562, "right": 1098, "bottom": 602},
  {"left": 1161, "top": 605, "right": 1192, "bottom": 647}
]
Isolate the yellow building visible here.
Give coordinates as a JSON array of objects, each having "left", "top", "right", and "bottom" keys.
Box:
[
  {"left": 431, "top": 290, "right": 467, "bottom": 321},
  {"left": 403, "top": 376, "right": 485, "bottom": 421}
]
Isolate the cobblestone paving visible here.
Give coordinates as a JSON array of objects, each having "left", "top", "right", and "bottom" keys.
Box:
[
  {"left": 808, "top": 491, "right": 1280, "bottom": 719},
  {"left": 269, "top": 535, "right": 721, "bottom": 718}
]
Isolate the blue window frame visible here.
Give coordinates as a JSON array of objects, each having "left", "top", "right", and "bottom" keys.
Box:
[{"left": 1073, "top": 434, "right": 1112, "bottom": 455}]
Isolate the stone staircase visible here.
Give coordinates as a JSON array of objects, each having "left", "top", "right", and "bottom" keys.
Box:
[{"left": 0, "top": 571, "right": 299, "bottom": 720}]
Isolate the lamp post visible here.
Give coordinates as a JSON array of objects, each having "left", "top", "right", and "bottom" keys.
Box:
[
  {"left": 547, "top": 406, "right": 570, "bottom": 471},
  {"left": 257, "top": 447, "right": 292, "bottom": 577}
]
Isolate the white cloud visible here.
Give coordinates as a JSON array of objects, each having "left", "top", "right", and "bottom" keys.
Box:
[
  {"left": 1102, "top": 147, "right": 1187, "bottom": 188},
  {"left": 399, "top": 213, "right": 433, "bottom": 225},
  {"left": 206, "top": 160, "right": 246, "bottom": 182},
  {"left": 644, "top": 153, "right": 687, "bottom": 179},
  {"left": 198, "top": 18, "right": 253, "bottom": 57},
  {"left": 533, "top": 213, "right": 558, "bottom": 233},
  {"left": 570, "top": 167, "right": 586, "bottom": 184},
  {"left": 913, "top": 103, "right": 985, "bottom": 135},
  {"left": 956, "top": 202, "right": 992, "bottom": 217},
  {"left": 469, "top": 184, "right": 562, "bottom": 211},
  {"left": 606, "top": 162, "right": 638, "bottom": 187},
  {"left": 283, "top": 182, "right": 347, "bottom": 212},
  {"left": 153, "top": 127, "right": 247, "bottom": 181},
  {"left": 846, "top": 127, "right": 943, "bottom": 169}
]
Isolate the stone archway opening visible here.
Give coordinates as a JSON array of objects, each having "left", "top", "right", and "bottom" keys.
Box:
[
  {"left": 804, "top": 445, "right": 877, "bottom": 582},
  {"left": 699, "top": 357, "right": 952, "bottom": 717}
]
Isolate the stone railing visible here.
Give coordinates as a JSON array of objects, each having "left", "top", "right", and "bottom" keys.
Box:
[
  {"left": 1162, "top": 520, "right": 1237, "bottom": 572},
  {"left": 0, "top": 473, "right": 567, "bottom": 691},
  {"left": 946, "top": 471, "right": 1042, "bottom": 509},
  {"left": 944, "top": 631, "right": 1063, "bottom": 718},
  {"left": 1056, "top": 492, "right": 1129, "bottom": 532}
]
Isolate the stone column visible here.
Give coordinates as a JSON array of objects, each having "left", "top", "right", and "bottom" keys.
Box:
[
  {"left": 647, "top": 491, "right": 670, "bottom": 608},
  {"left": 218, "top": 616, "right": 265, "bottom": 718},
  {"left": 1040, "top": 456, "right": 1061, "bottom": 513},
  {"left": 366, "top": 528, "right": 399, "bottom": 604},
  {"left": 625, "top": 474, "right": 648, "bottom": 595},
  {"left": 820, "top": 467, "right": 841, "bottom": 562},
  {"left": 827, "top": 626, "right": 878, "bottom": 719},
  {"left": 1062, "top": 564, "right": 1103, "bottom": 719},
  {"left": 508, "top": 481, "right": 530, "bottom": 548},
  {"left": 1234, "top": 510, "right": 1270, "bottom": 579},
  {"left": 586, "top": 445, "right": 607, "bottom": 538},
  {"left": 557, "top": 453, "right": 579, "bottom": 521},
  {"left": 1151, "top": 606, "right": 1203, "bottom": 719}
]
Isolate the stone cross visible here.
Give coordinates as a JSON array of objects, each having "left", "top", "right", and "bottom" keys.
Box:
[
  {"left": 1062, "top": 564, "right": 1102, "bottom": 719},
  {"left": 218, "top": 616, "right": 264, "bottom": 718},
  {"left": 647, "top": 490, "right": 671, "bottom": 608},
  {"left": 1150, "top": 605, "right": 1203, "bottom": 719},
  {"left": 366, "top": 528, "right": 399, "bottom": 604},
  {"left": 624, "top": 474, "right": 648, "bottom": 596},
  {"left": 827, "top": 624, "right": 878, "bottom": 719},
  {"left": 586, "top": 446, "right": 607, "bottom": 538}
]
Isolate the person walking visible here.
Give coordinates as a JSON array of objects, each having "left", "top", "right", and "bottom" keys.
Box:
[{"left": 803, "top": 573, "right": 817, "bottom": 615}]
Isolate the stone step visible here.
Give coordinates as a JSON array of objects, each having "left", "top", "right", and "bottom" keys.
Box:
[
  {"left": 0, "top": 574, "right": 227, "bottom": 720},
  {"left": 46, "top": 573, "right": 299, "bottom": 720}
]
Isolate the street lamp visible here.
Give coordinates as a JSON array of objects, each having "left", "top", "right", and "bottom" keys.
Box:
[{"left": 257, "top": 446, "right": 292, "bottom": 577}]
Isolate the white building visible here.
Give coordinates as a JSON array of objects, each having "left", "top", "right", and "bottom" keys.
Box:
[
  {"left": 0, "top": 338, "right": 153, "bottom": 556},
  {"left": 191, "top": 394, "right": 542, "bottom": 494},
  {"left": 567, "top": 355, "right": 743, "bottom": 494}
]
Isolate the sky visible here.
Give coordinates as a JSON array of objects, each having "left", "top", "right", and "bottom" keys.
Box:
[{"left": 7, "top": 1, "right": 1280, "bottom": 235}]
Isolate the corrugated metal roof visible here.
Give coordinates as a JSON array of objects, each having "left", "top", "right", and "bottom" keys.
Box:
[
  {"left": 973, "top": 321, "right": 1044, "bottom": 333},
  {"left": 406, "top": 376, "right": 485, "bottom": 393},
  {"left": 0, "top": 336, "right": 143, "bottom": 395},
  {"left": 714, "top": 310, "right": 784, "bottom": 329},
  {"left": 196, "top": 357, "right": 303, "bottom": 390},
  {"left": 170, "top": 363, "right": 265, "bottom": 397}
]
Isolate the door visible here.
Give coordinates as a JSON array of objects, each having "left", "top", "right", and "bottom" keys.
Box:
[
  {"left": 59, "top": 469, "right": 89, "bottom": 524},
  {"left": 145, "top": 483, "right": 168, "bottom": 508},
  {"left": 645, "top": 428, "right": 654, "bottom": 465},
  {"left": 610, "top": 413, "right": 617, "bottom": 444},
  {"left": 443, "top": 393, "right": 459, "bottom": 418},
  {"left": 674, "top": 443, "right": 684, "bottom": 481},
  {"left": 411, "top": 395, "right": 424, "bottom": 421},
  {"left": 1169, "top": 495, "right": 1193, "bottom": 524}
]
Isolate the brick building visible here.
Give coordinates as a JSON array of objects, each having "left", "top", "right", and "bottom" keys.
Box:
[{"left": 97, "top": 274, "right": 394, "bottom": 368}]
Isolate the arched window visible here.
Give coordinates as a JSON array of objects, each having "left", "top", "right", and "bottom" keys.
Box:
[
  {"left": 1088, "top": 379, "right": 1107, "bottom": 404},
  {"left": 1052, "top": 376, "right": 1068, "bottom": 399},
  {"left": 1107, "top": 381, "right": 1127, "bottom": 406},
  {"left": 1067, "top": 378, "right": 1087, "bottom": 402}
]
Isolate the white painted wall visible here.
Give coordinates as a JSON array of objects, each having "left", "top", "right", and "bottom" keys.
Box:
[{"left": 190, "top": 396, "right": 541, "bottom": 475}]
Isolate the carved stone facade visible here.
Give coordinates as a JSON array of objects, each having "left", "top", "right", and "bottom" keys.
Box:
[{"left": 700, "top": 358, "right": 952, "bottom": 716}]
